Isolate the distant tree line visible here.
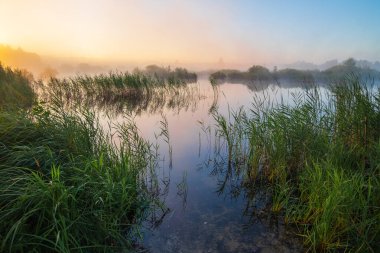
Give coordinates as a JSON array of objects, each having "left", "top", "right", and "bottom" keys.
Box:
[
  {"left": 135, "top": 65, "right": 197, "bottom": 83},
  {"left": 210, "top": 58, "right": 380, "bottom": 86}
]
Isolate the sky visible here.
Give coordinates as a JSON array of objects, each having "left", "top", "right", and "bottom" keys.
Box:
[{"left": 0, "top": 0, "right": 380, "bottom": 68}]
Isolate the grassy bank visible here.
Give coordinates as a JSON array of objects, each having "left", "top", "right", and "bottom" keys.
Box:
[
  {"left": 213, "top": 77, "right": 380, "bottom": 252},
  {"left": 0, "top": 68, "right": 160, "bottom": 252}
]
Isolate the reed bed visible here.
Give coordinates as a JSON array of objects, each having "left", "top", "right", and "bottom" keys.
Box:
[
  {"left": 36, "top": 71, "right": 204, "bottom": 116},
  {"left": 38, "top": 71, "right": 186, "bottom": 104},
  {"left": 0, "top": 69, "right": 162, "bottom": 252},
  {"left": 0, "top": 64, "right": 35, "bottom": 109},
  {"left": 212, "top": 77, "right": 380, "bottom": 252}
]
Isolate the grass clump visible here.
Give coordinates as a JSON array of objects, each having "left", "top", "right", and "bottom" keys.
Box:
[
  {"left": 213, "top": 76, "right": 380, "bottom": 252},
  {"left": 293, "top": 160, "right": 379, "bottom": 251},
  {"left": 0, "top": 63, "right": 35, "bottom": 109},
  {"left": 37, "top": 71, "right": 203, "bottom": 115},
  {"left": 0, "top": 99, "right": 158, "bottom": 252},
  {"left": 40, "top": 71, "right": 187, "bottom": 103}
]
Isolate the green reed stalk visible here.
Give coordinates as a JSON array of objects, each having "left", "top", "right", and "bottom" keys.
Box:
[
  {"left": 213, "top": 76, "right": 380, "bottom": 252},
  {"left": 0, "top": 98, "right": 159, "bottom": 252}
]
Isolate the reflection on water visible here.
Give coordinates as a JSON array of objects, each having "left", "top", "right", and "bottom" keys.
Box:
[
  {"left": 128, "top": 81, "right": 304, "bottom": 253},
  {"left": 40, "top": 79, "right": 304, "bottom": 252},
  {"left": 38, "top": 80, "right": 209, "bottom": 116}
]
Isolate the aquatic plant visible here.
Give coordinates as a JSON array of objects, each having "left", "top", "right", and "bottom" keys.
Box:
[
  {"left": 0, "top": 98, "right": 160, "bottom": 252},
  {"left": 212, "top": 76, "right": 380, "bottom": 252},
  {"left": 0, "top": 63, "right": 35, "bottom": 109},
  {"left": 37, "top": 71, "right": 203, "bottom": 116}
]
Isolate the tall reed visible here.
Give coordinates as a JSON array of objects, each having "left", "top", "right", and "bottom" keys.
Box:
[
  {"left": 0, "top": 64, "right": 35, "bottom": 109},
  {"left": 39, "top": 71, "right": 185, "bottom": 104},
  {"left": 37, "top": 71, "right": 204, "bottom": 116},
  {"left": 0, "top": 98, "right": 160, "bottom": 252},
  {"left": 212, "top": 76, "right": 380, "bottom": 252}
]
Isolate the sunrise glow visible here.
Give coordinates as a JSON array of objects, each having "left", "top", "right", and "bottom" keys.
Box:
[{"left": 0, "top": 0, "right": 379, "bottom": 69}]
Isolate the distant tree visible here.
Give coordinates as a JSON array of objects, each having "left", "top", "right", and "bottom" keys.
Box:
[
  {"left": 322, "top": 58, "right": 359, "bottom": 81},
  {"left": 343, "top": 58, "right": 356, "bottom": 67},
  {"left": 229, "top": 70, "right": 245, "bottom": 81},
  {"left": 144, "top": 65, "right": 196, "bottom": 83},
  {"left": 273, "top": 66, "right": 278, "bottom": 83},
  {"left": 248, "top": 65, "right": 270, "bottom": 73},
  {"left": 248, "top": 65, "right": 272, "bottom": 81},
  {"left": 174, "top": 68, "right": 197, "bottom": 82},
  {"left": 145, "top": 65, "right": 169, "bottom": 79},
  {"left": 277, "top": 68, "right": 314, "bottom": 83},
  {"left": 209, "top": 71, "right": 227, "bottom": 82}
]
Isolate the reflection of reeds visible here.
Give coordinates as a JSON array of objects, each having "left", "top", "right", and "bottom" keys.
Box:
[
  {"left": 37, "top": 72, "right": 207, "bottom": 115},
  {"left": 209, "top": 78, "right": 220, "bottom": 113},
  {"left": 159, "top": 114, "right": 172, "bottom": 169},
  {"left": 212, "top": 76, "right": 380, "bottom": 252},
  {"left": 177, "top": 171, "right": 188, "bottom": 209}
]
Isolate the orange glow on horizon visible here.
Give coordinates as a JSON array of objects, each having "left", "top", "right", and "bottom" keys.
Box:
[
  {"left": 0, "top": 1, "right": 269, "bottom": 69},
  {"left": 1, "top": 0, "right": 379, "bottom": 72}
]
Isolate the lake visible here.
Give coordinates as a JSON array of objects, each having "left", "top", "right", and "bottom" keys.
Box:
[{"left": 94, "top": 79, "right": 305, "bottom": 253}]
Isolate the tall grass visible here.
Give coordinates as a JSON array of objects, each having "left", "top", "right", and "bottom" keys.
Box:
[
  {"left": 39, "top": 71, "right": 186, "bottom": 104},
  {"left": 0, "top": 63, "right": 35, "bottom": 109},
  {"left": 212, "top": 76, "right": 380, "bottom": 252},
  {"left": 0, "top": 97, "right": 160, "bottom": 252},
  {"left": 37, "top": 71, "right": 203, "bottom": 115}
]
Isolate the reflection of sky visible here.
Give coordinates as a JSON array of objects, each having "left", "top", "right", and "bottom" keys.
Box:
[
  {"left": 134, "top": 81, "right": 254, "bottom": 159},
  {"left": 95, "top": 80, "right": 319, "bottom": 251},
  {"left": 129, "top": 81, "right": 305, "bottom": 252}
]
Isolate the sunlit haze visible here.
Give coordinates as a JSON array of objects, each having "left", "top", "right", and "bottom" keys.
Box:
[{"left": 1, "top": 0, "right": 380, "bottom": 70}]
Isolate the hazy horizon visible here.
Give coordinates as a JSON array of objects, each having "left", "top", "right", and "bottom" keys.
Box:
[
  {"left": 1, "top": 0, "right": 380, "bottom": 75},
  {"left": 2, "top": 43, "right": 380, "bottom": 79}
]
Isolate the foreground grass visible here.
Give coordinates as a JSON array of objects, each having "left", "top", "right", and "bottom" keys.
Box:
[
  {"left": 0, "top": 67, "right": 160, "bottom": 252},
  {"left": 0, "top": 102, "right": 158, "bottom": 252},
  {"left": 213, "top": 77, "right": 380, "bottom": 252}
]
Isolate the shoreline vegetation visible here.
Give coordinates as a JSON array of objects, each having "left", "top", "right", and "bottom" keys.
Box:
[
  {"left": 138, "top": 64, "right": 197, "bottom": 84},
  {"left": 37, "top": 67, "right": 201, "bottom": 115},
  {"left": 0, "top": 64, "right": 34, "bottom": 109},
  {"left": 1, "top": 62, "right": 379, "bottom": 252},
  {"left": 0, "top": 64, "right": 168, "bottom": 252},
  {"left": 212, "top": 76, "right": 380, "bottom": 252},
  {"left": 210, "top": 58, "right": 380, "bottom": 88}
]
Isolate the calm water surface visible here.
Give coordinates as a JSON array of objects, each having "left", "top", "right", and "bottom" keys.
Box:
[{"left": 100, "top": 80, "right": 304, "bottom": 253}]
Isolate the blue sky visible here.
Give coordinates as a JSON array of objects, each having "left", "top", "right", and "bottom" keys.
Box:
[{"left": 0, "top": 0, "right": 379, "bottom": 66}]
